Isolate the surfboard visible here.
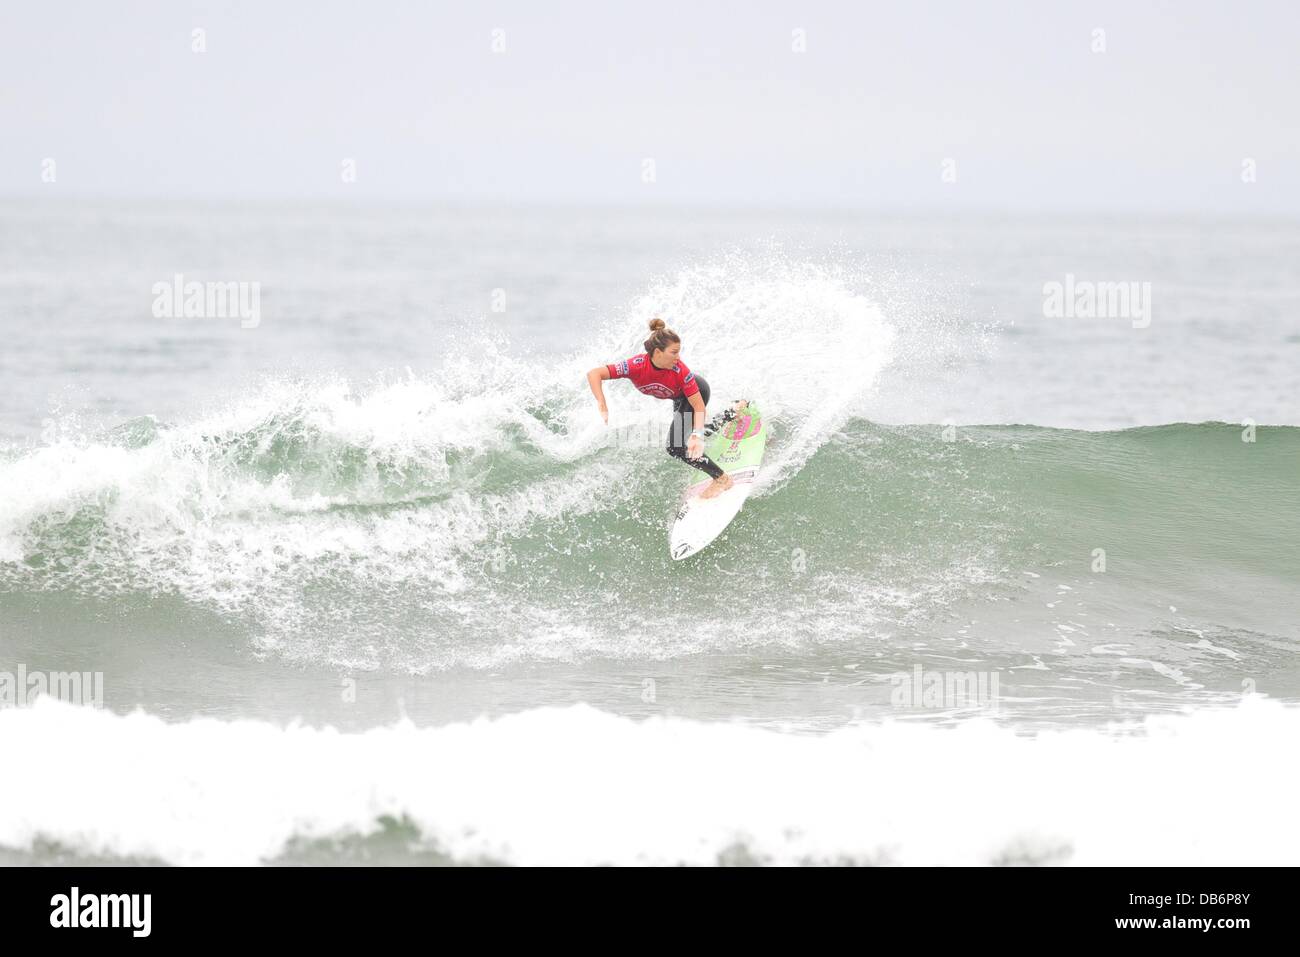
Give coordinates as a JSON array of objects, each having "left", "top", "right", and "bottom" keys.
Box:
[{"left": 669, "top": 400, "right": 768, "bottom": 560}]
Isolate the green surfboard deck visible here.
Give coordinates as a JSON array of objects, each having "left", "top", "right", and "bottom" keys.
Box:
[{"left": 703, "top": 401, "right": 766, "bottom": 474}]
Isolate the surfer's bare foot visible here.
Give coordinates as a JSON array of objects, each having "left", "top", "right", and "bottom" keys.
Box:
[{"left": 699, "top": 474, "right": 733, "bottom": 499}]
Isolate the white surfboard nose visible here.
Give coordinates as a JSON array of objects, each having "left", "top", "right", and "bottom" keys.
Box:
[{"left": 668, "top": 467, "right": 759, "bottom": 560}]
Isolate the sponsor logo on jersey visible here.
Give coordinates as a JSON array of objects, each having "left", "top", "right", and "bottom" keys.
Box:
[
  {"left": 631, "top": 355, "right": 645, "bottom": 365},
  {"left": 683, "top": 372, "right": 695, "bottom": 384},
  {"left": 616, "top": 359, "right": 629, "bottom": 376},
  {"left": 639, "top": 383, "right": 677, "bottom": 399}
]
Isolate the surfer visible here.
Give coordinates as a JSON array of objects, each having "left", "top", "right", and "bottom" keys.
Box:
[{"left": 588, "top": 318, "right": 735, "bottom": 500}]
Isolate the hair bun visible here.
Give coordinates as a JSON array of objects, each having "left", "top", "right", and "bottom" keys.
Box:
[{"left": 648, "top": 318, "right": 666, "bottom": 332}]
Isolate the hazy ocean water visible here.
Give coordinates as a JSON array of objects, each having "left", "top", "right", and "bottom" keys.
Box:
[{"left": 1, "top": 199, "right": 1298, "bottom": 865}]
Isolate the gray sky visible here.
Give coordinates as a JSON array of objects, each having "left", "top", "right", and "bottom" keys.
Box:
[{"left": 2, "top": 0, "right": 1297, "bottom": 211}]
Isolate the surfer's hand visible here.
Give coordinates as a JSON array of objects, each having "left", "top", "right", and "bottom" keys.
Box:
[
  {"left": 687, "top": 434, "right": 703, "bottom": 459},
  {"left": 597, "top": 401, "right": 608, "bottom": 424}
]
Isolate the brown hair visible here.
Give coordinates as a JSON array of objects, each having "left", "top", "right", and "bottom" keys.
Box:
[{"left": 643, "top": 317, "right": 681, "bottom": 356}]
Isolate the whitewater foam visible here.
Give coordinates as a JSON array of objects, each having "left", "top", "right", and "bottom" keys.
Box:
[{"left": 2, "top": 695, "right": 1295, "bottom": 866}]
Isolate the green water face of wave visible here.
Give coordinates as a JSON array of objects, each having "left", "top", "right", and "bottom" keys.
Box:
[
  {"left": 2, "top": 420, "right": 1297, "bottom": 672},
  {"left": 773, "top": 420, "right": 1299, "bottom": 587}
]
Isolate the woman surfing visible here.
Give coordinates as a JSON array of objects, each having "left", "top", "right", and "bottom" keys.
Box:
[{"left": 587, "top": 318, "right": 738, "bottom": 500}]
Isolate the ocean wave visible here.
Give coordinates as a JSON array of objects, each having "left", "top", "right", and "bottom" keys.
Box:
[
  {"left": 2, "top": 410, "right": 1296, "bottom": 668},
  {"left": 1, "top": 256, "right": 1296, "bottom": 673}
]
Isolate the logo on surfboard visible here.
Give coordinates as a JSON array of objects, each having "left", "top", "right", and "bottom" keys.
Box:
[{"left": 723, "top": 414, "right": 761, "bottom": 441}]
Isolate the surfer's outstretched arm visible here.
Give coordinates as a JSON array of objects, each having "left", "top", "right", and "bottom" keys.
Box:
[{"left": 586, "top": 366, "right": 611, "bottom": 423}]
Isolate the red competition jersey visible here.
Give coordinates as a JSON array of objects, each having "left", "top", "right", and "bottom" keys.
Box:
[{"left": 606, "top": 353, "right": 700, "bottom": 400}]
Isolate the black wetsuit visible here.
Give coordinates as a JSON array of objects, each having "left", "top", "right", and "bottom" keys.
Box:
[{"left": 666, "top": 375, "right": 731, "bottom": 480}]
